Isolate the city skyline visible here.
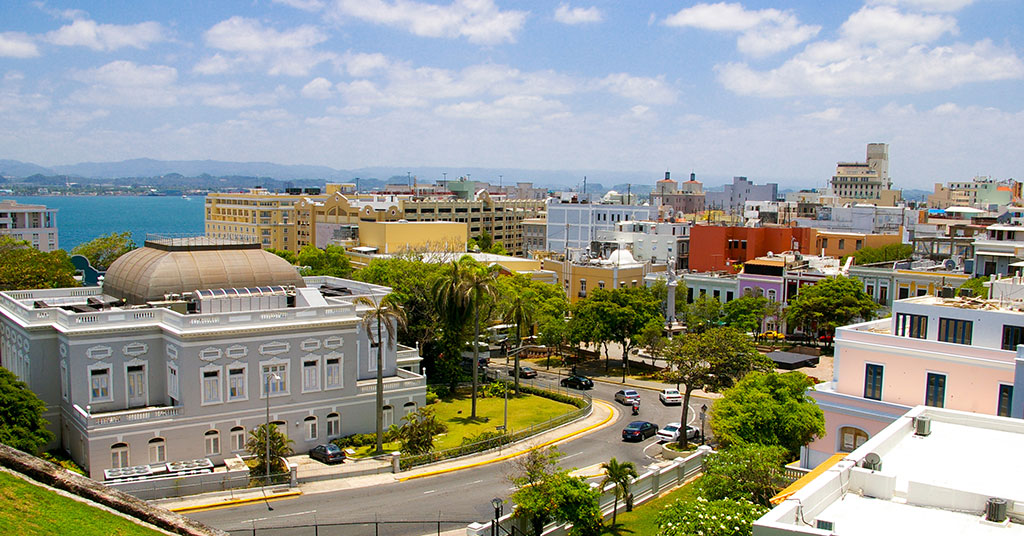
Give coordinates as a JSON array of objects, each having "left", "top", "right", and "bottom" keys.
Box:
[{"left": 1, "top": 0, "right": 1021, "bottom": 189}]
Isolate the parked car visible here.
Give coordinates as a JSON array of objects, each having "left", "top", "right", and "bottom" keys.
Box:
[
  {"left": 509, "top": 366, "right": 538, "bottom": 378},
  {"left": 622, "top": 421, "right": 659, "bottom": 441},
  {"left": 659, "top": 388, "right": 683, "bottom": 405},
  {"left": 614, "top": 389, "right": 641, "bottom": 405},
  {"left": 656, "top": 422, "right": 699, "bottom": 442},
  {"left": 762, "top": 330, "right": 785, "bottom": 340},
  {"left": 308, "top": 443, "right": 345, "bottom": 464},
  {"left": 560, "top": 374, "right": 594, "bottom": 390}
]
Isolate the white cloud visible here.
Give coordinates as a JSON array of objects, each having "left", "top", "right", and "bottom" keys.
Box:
[
  {"left": 193, "top": 53, "right": 244, "bottom": 75},
  {"left": 554, "top": 4, "right": 603, "bottom": 25},
  {"left": 866, "top": 0, "right": 975, "bottom": 12},
  {"left": 599, "top": 73, "right": 676, "bottom": 105},
  {"left": 340, "top": 52, "right": 391, "bottom": 77},
  {"left": 330, "top": 0, "right": 528, "bottom": 45},
  {"left": 46, "top": 19, "right": 165, "bottom": 51},
  {"left": 663, "top": 2, "right": 819, "bottom": 57},
  {"left": 435, "top": 95, "right": 565, "bottom": 121},
  {"left": 205, "top": 16, "right": 326, "bottom": 52},
  {"left": 240, "top": 108, "right": 294, "bottom": 121},
  {"left": 0, "top": 33, "right": 40, "bottom": 58},
  {"left": 803, "top": 107, "right": 844, "bottom": 121},
  {"left": 73, "top": 60, "right": 178, "bottom": 87},
  {"left": 840, "top": 6, "right": 956, "bottom": 47},
  {"left": 272, "top": 0, "right": 326, "bottom": 11},
  {"left": 69, "top": 61, "right": 180, "bottom": 108},
  {"left": 302, "top": 77, "right": 334, "bottom": 99}
]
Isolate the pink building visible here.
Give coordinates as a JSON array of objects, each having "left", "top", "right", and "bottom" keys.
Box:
[{"left": 803, "top": 290, "right": 1024, "bottom": 468}]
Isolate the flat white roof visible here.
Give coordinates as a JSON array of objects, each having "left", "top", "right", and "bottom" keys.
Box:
[{"left": 814, "top": 494, "right": 1024, "bottom": 535}]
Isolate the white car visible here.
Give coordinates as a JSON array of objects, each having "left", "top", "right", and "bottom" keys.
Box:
[
  {"left": 659, "top": 388, "right": 683, "bottom": 405},
  {"left": 656, "top": 422, "right": 699, "bottom": 442}
]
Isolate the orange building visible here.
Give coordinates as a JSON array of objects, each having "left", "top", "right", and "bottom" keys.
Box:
[{"left": 688, "top": 226, "right": 815, "bottom": 272}]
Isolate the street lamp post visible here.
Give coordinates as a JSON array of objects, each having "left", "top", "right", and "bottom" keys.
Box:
[
  {"left": 491, "top": 497, "right": 503, "bottom": 536},
  {"left": 700, "top": 404, "right": 708, "bottom": 445},
  {"left": 265, "top": 372, "right": 282, "bottom": 486}
]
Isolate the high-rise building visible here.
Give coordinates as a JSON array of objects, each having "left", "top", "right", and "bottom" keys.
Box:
[
  {"left": 0, "top": 199, "right": 58, "bottom": 251},
  {"left": 829, "top": 143, "right": 900, "bottom": 204}
]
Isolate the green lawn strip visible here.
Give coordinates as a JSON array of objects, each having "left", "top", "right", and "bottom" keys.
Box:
[
  {"left": 600, "top": 479, "right": 699, "bottom": 535},
  {"left": 431, "top": 393, "right": 576, "bottom": 451},
  {"left": 347, "top": 393, "right": 575, "bottom": 457},
  {"left": 0, "top": 471, "right": 164, "bottom": 536}
]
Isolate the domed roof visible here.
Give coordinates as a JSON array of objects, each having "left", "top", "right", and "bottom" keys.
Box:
[
  {"left": 103, "top": 238, "right": 305, "bottom": 304},
  {"left": 605, "top": 248, "right": 638, "bottom": 266}
]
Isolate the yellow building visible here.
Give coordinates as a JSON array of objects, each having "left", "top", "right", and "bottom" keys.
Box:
[
  {"left": 205, "top": 188, "right": 315, "bottom": 250},
  {"left": 813, "top": 231, "right": 903, "bottom": 258},
  {"left": 541, "top": 249, "right": 668, "bottom": 304},
  {"left": 358, "top": 221, "right": 467, "bottom": 255}
]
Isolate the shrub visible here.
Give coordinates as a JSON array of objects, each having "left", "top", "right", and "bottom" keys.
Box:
[
  {"left": 427, "top": 384, "right": 452, "bottom": 399},
  {"left": 517, "top": 384, "right": 586, "bottom": 408},
  {"left": 426, "top": 391, "right": 440, "bottom": 405},
  {"left": 657, "top": 496, "right": 768, "bottom": 536},
  {"left": 331, "top": 433, "right": 377, "bottom": 449},
  {"left": 480, "top": 381, "right": 509, "bottom": 398},
  {"left": 40, "top": 451, "right": 86, "bottom": 475}
]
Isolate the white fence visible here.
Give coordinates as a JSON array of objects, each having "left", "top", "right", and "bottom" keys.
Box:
[{"left": 468, "top": 446, "right": 713, "bottom": 536}]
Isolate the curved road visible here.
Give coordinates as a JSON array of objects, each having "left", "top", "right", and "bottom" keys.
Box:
[{"left": 188, "top": 367, "right": 712, "bottom": 535}]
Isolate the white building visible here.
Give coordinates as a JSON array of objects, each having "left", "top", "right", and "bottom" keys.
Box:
[
  {"left": 705, "top": 176, "right": 779, "bottom": 217},
  {"left": 756, "top": 405, "right": 1024, "bottom": 535},
  {"left": 545, "top": 197, "right": 658, "bottom": 255},
  {"left": 0, "top": 199, "right": 58, "bottom": 251},
  {"left": 594, "top": 220, "right": 690, "bottom": 267},
  {"left": 793, "top": 204, "right": 908, "bottom": 236}
]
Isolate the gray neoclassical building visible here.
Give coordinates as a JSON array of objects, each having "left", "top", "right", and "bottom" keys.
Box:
[{"left": 0, "top": 237, "right": 425, "bottom": 478}]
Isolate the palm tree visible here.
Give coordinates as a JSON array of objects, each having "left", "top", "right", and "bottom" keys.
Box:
[
  {"left": 457, "top": 258, "right": 499, "bottom": 419},
  {"left": 600, "top": 457, "right": 638, "bottom": 526},
  {"left": 432, "top": 260, "right": 473, "bottom": 391},
  {"left": 355, "top": 293, "right": 407, "bottom": 455},
  {"left": 245, "top": 423, "right": 293, "bottom": 483},
  {"left": 503, "top": 291, "right": 534, "bottom": 393}
]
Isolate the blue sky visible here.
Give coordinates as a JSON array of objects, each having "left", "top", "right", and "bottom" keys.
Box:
[{"left": 1, "top": 0, "right": 1021, "bottom": 189}]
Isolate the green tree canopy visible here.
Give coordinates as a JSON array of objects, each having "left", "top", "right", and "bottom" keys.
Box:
[
  {"left": 0, "top": 368, "right": 54, "bottom": 454},
  {"left": 600, "top": 457, "right": 637, "bottom": 526},
  {"left": 392, "top": 406, "right": 447, "bottom": 455},
  {"left": 685, "top": 294, "right": 723, "bottom": 333},
  {"left": 958, "top": 276, "right": 990, "bottom": 299},
  {"left": 70, "top": 231, "right": 135, "bottom": 270},
  {"left": 657, "top": 496, "right": 768, "bottom": 536},
  {"left": 710, "top": 371, "right": 826, "bottom": 457},
  {"left": 785, "top": 276, "right": 879, "bottom": 336},
  {"left": 851, "top": 243, "right": 914, "bottom": 265},
  {"left": 509, "top": 447, "right": 602, "bottom": 536},
  {"left": 661, "top": 327, "right": 769, "bottom": 447},
  {"left": 695, "top": 444, "right": 789, "bottom": 507},
  {"left": 296, "top": 244, "right": 353, "bottom": 278},
  {"left": 468, "top": 230, "right": 508, "bottom": 255},
  {"left": 721, "top": 295, "right": 770, "bottom": 334},
  {"left": 245, "top": 423, "right": 293, "bottom": 482},
  {"left": 0, "top": 237, "right": 78, "bottom": 291},
  {"left": 572, "top": 287, "right": 663, "bottom": 378}
]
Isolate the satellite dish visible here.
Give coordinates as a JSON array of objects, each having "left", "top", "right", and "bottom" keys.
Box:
[{"left": 862, "top": 452, "right": 882, "bottom": 471}]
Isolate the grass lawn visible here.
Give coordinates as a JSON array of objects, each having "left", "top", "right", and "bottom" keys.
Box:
[
  {"left": 0, "top": 471, "right": 164, "bottom": 536},
  {"left": 600, "top": 479, "right": 698, "bottom": 536},
  {"left": 348, "top": 392, "right": 577, "bottom": 457}
]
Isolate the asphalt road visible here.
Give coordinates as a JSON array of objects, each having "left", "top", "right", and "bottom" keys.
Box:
[{"left": 187, "top": 367, "right": 712, "bottom": 535}]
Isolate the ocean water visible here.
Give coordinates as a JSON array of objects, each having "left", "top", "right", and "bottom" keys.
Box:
[{"left": 3, "top": 195, "right": 206, "bottom": 251}]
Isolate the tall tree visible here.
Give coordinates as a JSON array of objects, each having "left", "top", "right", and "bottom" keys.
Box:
[
  {"left": 786, "top": 276, "right": 878, "bottom": 338},
  {"left": 70, "top": 231, "right": 135, "bottom": 270},
  {"left": 710, "top": 371, "right": 825, "bottom": 457},
  {"left": 600, "top": 457, "right": 638, "bottom": 526},
  {"left": 638, "top": 320, "right": 667, "bottom": 367},
  {"left": 457, "top": 258, "right": 500, "bottom": 418},
  {"left": 509, "top": 447, "right": 602, "bottom": 536},
  {"left": 577, "top": 287, "right": 662, "bottom": 379},
  {"left": 661, "top": 327, "right": 769, "bottom": 447},
  {"left": 721, "top": 295, "right": 770, "bottom": 335},
  {"left": 295, "top": 244, "right": 353, "bottom": 278},
  {"left": 0, "top": 368, "right": 54, "bottom": 454},
  {"left": 244, "top": 423, "right": 293, "bottom": 482},
  {"left": 355, "top": 293, "right": 408, "bottom": 455},
  {"left": 685, "top": 294, "right": 723, "bottom": 333},
  {"left": 431, "top": 260, "right": 473, "bottom": 391},
  {"left": 0, "top": 237, "right": 78, "bottom": 291},
  {"left": 695, "top": 444, "right": 788, "bottom": 507},
  {"left": 503, "top": 291, "right": 534, "bottom": 392}
]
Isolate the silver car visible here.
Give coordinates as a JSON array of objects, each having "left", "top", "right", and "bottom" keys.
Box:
[{"left": 614, "top": 389, "right": 641, "bottom": 405}]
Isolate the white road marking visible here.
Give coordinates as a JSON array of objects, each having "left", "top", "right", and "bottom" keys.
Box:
[
  {"left": 471, "top": 479, "right": 484, "bottom": 484},
  {"left": 277, "top": 510, "right": 317, "bottom": 519},
  {"left": 423, "top": 489, "right": 437, "bottom": 494},
  {"left": 562, "top": 452, "right": 582, "bottom": 459}
]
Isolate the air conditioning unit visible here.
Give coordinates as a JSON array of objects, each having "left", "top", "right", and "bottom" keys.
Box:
[
  {"left": 986, "top": 497, "right": 1008, "bottom": 523},
  {"left": 815, "top": 519, "right": 836, "bottom": 532},
  {"left": 861, "top": 452, "right": 882, "bottom": 471},
  {"left": 914, "top": 416, "right": 932, "bottom": 436}
]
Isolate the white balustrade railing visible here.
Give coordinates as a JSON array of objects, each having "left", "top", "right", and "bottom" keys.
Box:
[{"left": 72, "top": 404, "right": 184, "bottom": 429}]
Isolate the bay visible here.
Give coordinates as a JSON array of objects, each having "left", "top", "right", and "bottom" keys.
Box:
[{"left": 3, "top": 195, "right": 205, "bottom": 251}]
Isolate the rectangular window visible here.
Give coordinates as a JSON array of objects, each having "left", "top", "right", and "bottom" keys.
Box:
[
  {"left": 263, "top": 364, "right": 287, "bottom": 396},
  {"left": 325, "top": 357, "right": 342, "bottom": 389},
  {"left": 726, "top": 291, "right": 734, "bottom": 301},
  {"left": 228, "top": 367, "right": 246, "bottom": 401},
  {"left": 1001, "top": 325, "right": 1024, "bottom": 351},
  {"left": 326, "top": 414, "right": 341, "bottom": 438},
  {"left": 205, "top": 433, "right": 220, "bottom": 456},
  {"left": 838, "top": 239, "right": 846, "bottom": 250},
  {"left": 306, "top": 418, "right": 318, "bottom": 441},
  {"left": 938, "top": 318, "right": 973, "bottom": 345},
  {"left": 303, "top": 359, "right": 320, "bottom": 392},
  {"left": 895, "top": 313, "right": 928, "bottom": 339},
  {"left": 998, "top": 384, "right": 1013, "bottom": 417},
  {"left": 167, "top": 364, "right": 179, "bottom": 400},
  {"left": 60, "top": 361, "right": 69, "bottom": 401},
  {"left": 864, "top": 364, "right": 883, "bottom": 400},
  {"left": 855, "top": 240, "right": 863, "bottom": 250},
  {"left": 821, "top": 238, "right": 828, "bottom": 248},
  {"left": 202, "top": 369, "right": 222, "bottom": 404},
  {"left": 925, "top": 373, "right": 946, "bottom": 407},
  {"left": 149, "top": 441, "right": 166, "bottom": 464},
  {"left": 90, "top": 368, "right": 111, "bottom": 402}
]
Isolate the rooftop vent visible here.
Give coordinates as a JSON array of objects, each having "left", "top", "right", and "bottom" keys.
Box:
[
  {"left": 815, "top": 519, "right": 836, "bottom": 532},
  {"left": 861, "top": 452, "right": 882, "bottom": 471},
  {"left": 914, "top": 415, "right": 932, "bottom": 436},
  {"left": 986, "top": 497, "right": 1008, "bottom": 523}
]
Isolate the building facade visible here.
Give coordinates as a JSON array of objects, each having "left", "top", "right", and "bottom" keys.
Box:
[
  {"left": 0, "top": 199, "right": 58, "bottom": 251},
  {"left": 205, "top": 189, "right": 311, "bottom": 251},
  {"left": 829, "top": 143, "right": 896, "bottom": 203},
  {"left": 541, "top": 250, "right": 667, "bottom": 304},
  {"left": 705, "top": 176, "right": 778, "bottom": 217},
  {"left": 687, "top": 225, "right": 815, "bottom": 273},
  {"left": 651, "top": 172, "right": 705, "bottom": 218},
  {"left": 545, "top": 197, "right": 659, "bottom": 255},
  {"left": 0, "top": 238, "right": 425, "bottom": 478}
]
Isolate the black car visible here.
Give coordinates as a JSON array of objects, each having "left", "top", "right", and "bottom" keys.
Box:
[
  {"left": 309, "top": 443, "right": 346, "bottom": 464},
  {"left": 622, "top": 421, "right": 658, "bottom": 441},
  {"left": 560, "top": 374, "right": 594, "bottom": 390},
  {"left": 509, "top": 366, "right": 538, "bottom": 378}
]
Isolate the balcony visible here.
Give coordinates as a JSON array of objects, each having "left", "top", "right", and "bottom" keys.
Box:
[
  {"left": 356, "top": 368, "right": 426, "bottom": 394},
  {"left": 72, "top": 404, "right": 183, "bottom": 429}
]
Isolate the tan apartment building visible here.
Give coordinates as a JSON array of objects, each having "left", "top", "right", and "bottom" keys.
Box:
[
  {"left": 813, "top": 231, "right": 903, "bottom": 258},
  {"left": 830, "top": 143, "right": 901, "bottom": 205},
  {"left": 541, "top": 249, "right": 667, "bottom": 304},
  {"left": 204, "top": 188, "right": 314, "bottom": 250},
  {"left": 0, "top": 199, "right": 58, "bottom": 251}
]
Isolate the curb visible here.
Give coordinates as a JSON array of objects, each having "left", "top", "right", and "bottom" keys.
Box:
[
  {"left": 169, "top": 489, "right": 303, "bottom": 513},
  {"left": 399, "top": 400, "right": 617, "bottom": 482}
]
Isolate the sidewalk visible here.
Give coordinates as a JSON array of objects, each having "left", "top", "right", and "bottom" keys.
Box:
[{"left": 154, "top": 397, "right": 617, "bottom": 513}]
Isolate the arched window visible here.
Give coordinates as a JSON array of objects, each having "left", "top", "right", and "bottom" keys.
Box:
[
  {"left": 148, "top": 437, "right": 166, "bottom": 464},
  {"left": 403, "top": 401, "right": 417, "bottom": 418},
  {"left": 111, "top": 442, "right": 129, "bottom": 469},
  {"left": 838, "top": 426, "right": 868, "bottom": 453},
  {"left": 204, "top": 429, "right": 221, "bottom": 456},
  {"left": 382, "top": 405, "right": 394, "bottom": 428},
  {"left": 230, "top": 426, "right": 246, "bottom": 452},
  {"left": 305, "top": 416, "right": 318, "bottom": 441},
  {"left": 326, "top": 413, "right": 341, "bottom": 438}
]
